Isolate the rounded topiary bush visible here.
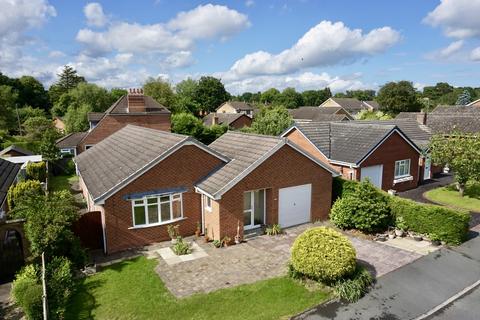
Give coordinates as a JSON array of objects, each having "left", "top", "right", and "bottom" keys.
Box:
[{"left": 290, "top": 226, "right": 356, "bottom": 283}]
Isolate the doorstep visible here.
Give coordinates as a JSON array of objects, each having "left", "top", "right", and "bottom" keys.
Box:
[{"left": 378, "top": 236, "right": 440, "bottom": 255}]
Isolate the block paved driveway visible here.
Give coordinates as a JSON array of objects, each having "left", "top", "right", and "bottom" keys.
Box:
[{"left": 155, "top": 223, "right": 421, "bottom": 297}]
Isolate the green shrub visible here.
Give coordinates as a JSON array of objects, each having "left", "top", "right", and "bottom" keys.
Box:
[
  {"left": 11, "top": 265, "right": 43, "bottom": 320},
  {"left": 334, "top": 265, "right": 373, "bottom": 302},
  {"left": 290, "top": 227, "right": 356, "bottom": 283},
  {"left": 330, "top": 180, "right": 392, "bottom": 233},
  {"left": 390, "top": 196, "right": 470, "bottom": 245},
  {"left": 332, "top": 177, "right": 359, "bottom": 201},
  {"left": 172, "top": 237, "right": 192, "bottom": 255},
  {"left": 7, "top": 180, "right": 43, "bottom": 209},
  {"left": 26, "top": 161, "right": 47, "bottom": 182}
]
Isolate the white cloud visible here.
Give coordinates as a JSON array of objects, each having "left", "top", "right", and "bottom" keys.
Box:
[
  {"left": 222, "top": 71, "right": 368, "bottom": 95},
  {"left": 228, "top": 21, "right": 400, "bottom": 77},
  {"left": 245, "top": 0, "right": 255, "bottom": 7},
  {"left": 424, "top": 0, "right": 480, "bottom": 39},
  {"left": 84, "top": 2, "right": 108, "bottom": 27},
  {"left": 76, "top": 4, "right": 249, "bottom": 56},
  {"left": 48, "top": 50, "right": 65, "bottom": 58},
  {"left": 164, "top": 51, "right": 195, "bottom": 68},
  {"left": 428, "top": 40, "right": 464, "bottom": 59},
  {"left": 168, "top": 4, "right": 250, "bottom": 41},
  {"left": 470, "top": 47, "right": 480, "bottom": 61}
]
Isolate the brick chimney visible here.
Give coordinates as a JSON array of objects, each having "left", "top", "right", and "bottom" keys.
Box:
[
  {"left": 416, "top": 112, "right": 427, "bottom": 125},
  {"left": 127, "top": 88, "right": 145, "bottom": 113},
  {"left": 212, "top": 113, "right": 219, "bottom": 126}
]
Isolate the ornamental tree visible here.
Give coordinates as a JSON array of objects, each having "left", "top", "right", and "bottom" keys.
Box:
[{"left": 430, "top": 133, "right": 480, "bottom": 196}]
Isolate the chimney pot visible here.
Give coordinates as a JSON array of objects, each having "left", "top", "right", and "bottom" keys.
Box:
[
  {"left": 127, "top": 88, "right": 145, "bottom": 112},
  {"left": 212, "top": 113, "right": 219, "bottom": 126}
]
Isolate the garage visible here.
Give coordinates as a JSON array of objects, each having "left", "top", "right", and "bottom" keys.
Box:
[
  {"left": 278, "top": 184, "right": 312, "bottom": 228},
  {"left": 361, "top": 165, "right": 383, "bottom": 188}
]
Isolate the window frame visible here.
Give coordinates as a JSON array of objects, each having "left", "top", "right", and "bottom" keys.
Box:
[
  {"left": 130, "top": 192, "right": 184, "bottom": 228},
  {"left": 204, "top": 195, "right": 213, "bottom": 212},
  {"left": 394, "top": 159, "right": 411, "bottom": 179}
]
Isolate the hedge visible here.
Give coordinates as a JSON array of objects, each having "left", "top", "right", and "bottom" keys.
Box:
[
  {"left": 7, "top": 180, "right": 44, "bottom": 210},
  {"left": 290, "top": 227, "right": 356, "bottom": 283},
  {"left": 26, "top": 161, "right": 47, "bottom": 182},
  {"left": 390, "top": 196, "right": 470, "bottom": 245},
  {"left": 332, "top": 177, "right": 359, "bottom": 201}
]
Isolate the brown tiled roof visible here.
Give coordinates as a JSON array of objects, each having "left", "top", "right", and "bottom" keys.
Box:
[
  {"left": 218, "top": 101, "right": 255, "bottom": 111},
  {"left": 395, "top": 112, "right": 421, "bottom": 120},
  {"left": 87, "top": 112, "right": 105, "bottom": 122},
  {"left": 431, "top": 105, "right": 479, "bottom": 114},
  {"left": 104, "top": 95, "right": 170, "bottom": 114},
  {"left": 202, "top": 113, "right": 245, "bottom": 126},
  {"left": 0, "top": 158, "right": 20, "bottom": 206},
  {"left": 0, "top": 145, "right": 33, "bottom": 157},
  {"left": 56, "top": 132, "right": 88, "bottom": 149},
  {"left": 426, "top": 114, "right": 480, "bottom": 134},
  {"left": 289, "top": 107, "right": 353, "bottom": 121},
  {"left": 75, "top": 125, "right": 226, "bottom": 201}
]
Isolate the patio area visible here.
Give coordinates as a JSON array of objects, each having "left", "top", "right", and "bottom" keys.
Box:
[{"left": 150, "top": 223, "right": 421, "bottom": 297}]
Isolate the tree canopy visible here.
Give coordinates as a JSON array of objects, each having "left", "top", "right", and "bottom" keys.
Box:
[
  {"left": 143, "top": 77, "right": 175, "bottom": 109},
  {"left": 377, "top": 81, "right": 422, "bottom": 114},
  {"left": 248, "top": 106, "right": 293, "bottom": 136},
  {"left": 195, "top": 76, "right": 230, "bottom": 113}
]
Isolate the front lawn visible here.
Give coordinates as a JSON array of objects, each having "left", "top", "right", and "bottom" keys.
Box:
[
  {"left": 66, "top": 257, "right": 331, "bottom": 320},
  {"left": 425, "top": 182, "right": 480, "bottom": 212},
  {"left": 48, "top": 174, "right": 78, "bottom": 192}
]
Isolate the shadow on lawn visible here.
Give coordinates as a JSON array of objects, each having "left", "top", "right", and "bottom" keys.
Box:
[
  {"left": 445, "top": 183, "right": 480, "bottom": 200},
  {"left": 66, "top": 278, "right": 105, "bottom": 320}
]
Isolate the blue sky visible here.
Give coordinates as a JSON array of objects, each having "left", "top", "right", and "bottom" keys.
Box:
[{"left": 1, "top": 0, "right": 479, "bottom": 93}]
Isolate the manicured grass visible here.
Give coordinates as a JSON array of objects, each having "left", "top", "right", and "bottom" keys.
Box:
[
  {"left": 425, "top": 182, "right": 480, "bottom": 212},
  {"left": 48, "top": 174, "right": 78, "bottom": 192},
  {"left": 66, "top": 257, "right": 331, "bottom": 320}
]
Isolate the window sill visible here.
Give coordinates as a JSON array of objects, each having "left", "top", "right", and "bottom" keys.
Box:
[
  {"left": 129, "top": 217, "right": 187, "bottom": 230},
  {"left": 393, "top": 175, "right": 413, "bottom": 184}
]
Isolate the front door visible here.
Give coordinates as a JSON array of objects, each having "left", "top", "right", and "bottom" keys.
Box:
[
  {"left": 243, "top": 189, "right": 265, "bottom": 230},
  {"left": 424, "top": 157, "right": 431, "bottom": 180}
]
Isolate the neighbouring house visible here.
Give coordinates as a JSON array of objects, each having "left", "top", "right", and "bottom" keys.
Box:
[
  {"left": 77, "top": 88, "right": 171, "bottom": 153},
  {"left": 0, "top": 145, "right": 33, "bottom": 158},
  {"left": 53, "top": 117, "right": 66, "bottom": 133},
  {"left": 87, "top": 112, "right": 104, "bottom": 131},
  {"left": 216, "top": 101, "right": 257, "bottom": 117},
  {"left": 75, "top": 125, "right": 338, "bottom": 254},
  {"left": 56, "top": 132, "right": 88, "bottom": 157},
  {"left": 283, "top": 121, "right": 423, "bottom": 191},
  {"left": 467, "top": 99, "right": 480, "bottom": 107},
  {"left": 319, "top": 98, "right": 381, "bottom": 115},
  {"left": 289, "top": 106, "right": 354, "bottom": 122},
  {"left": 0, "top": 158, "right": 21, "bottom": 219},
  {"left": 202, "top": 113, "right": 252, "bottom": 129}
]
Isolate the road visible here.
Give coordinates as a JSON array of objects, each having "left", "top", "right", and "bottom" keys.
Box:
[{"left": 294, "top": 232, "right": 480, "bottom": 320}]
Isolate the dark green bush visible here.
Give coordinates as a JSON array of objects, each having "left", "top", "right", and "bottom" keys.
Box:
[
  {"left": 334, "top": 265, "right": 373, "bottom": 302},
  {"left": 390, "top": 196, "right": 470, "bottom": 245},
  {"left": 332, "top": 177, "right": 359, "bottom": 201},
  {"left": 26, "top": 161, "right": 47, "bottom": 182},
  {"left": 291, "top": 227, "right": 356, "bottom": 283},
  {"left": 330, "top": 180, "right": 392, "bottom": 233}
]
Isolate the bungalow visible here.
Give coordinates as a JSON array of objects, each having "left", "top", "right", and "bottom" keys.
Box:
[
  {"left": 0, "top": 158, "right": 21, "bottom": 219},
  {"left": 56, "top": 132, "right": 87, "bottom": 157},
  {"left": 216, "top": 101, "right": 257, "bottom": 117},
  {"left": 283, "top": 122, "right": 423, "bottom": 191},
  {"left": 202, "top": 113, "right": 252, "bottom": 129},
  {"left": 319, "top": 98, "right": 381, "bottom": 115},
  {"left": 289, "top": 106, "right": 354, "bottom": 122},
  {"left": 76, "top": 125, "right": 338, "bottom": 254},
  {"left": 77, "top": 88, "right": 171, "bottom": 153}
]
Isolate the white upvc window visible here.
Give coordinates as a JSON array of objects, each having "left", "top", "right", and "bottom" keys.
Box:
[
  {"left": 131, "top": 193, "right": 183, "bottom": 227},
  {"left": 394, "top": 159, "right": 411, "bottom": 179},
  {"left": 204, "top": 195, "right": 213, "bottom": 212}
]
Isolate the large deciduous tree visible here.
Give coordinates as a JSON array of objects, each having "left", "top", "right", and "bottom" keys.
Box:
[
  {"left": 377, "top": 81, "right": 422, "bottom": 114},
  {"left": 430, "top": 133, "right": 480, "bottom": 196},
  {"left": 143, "top": 77, "right": 175, "bottom": 109},
  {"left": 276, "top": 87, "right": 303, "bottom": 109},
  {"left": 249, "top": 106, "right": 293, "bottom": 136},
  {"left": 260, "top": 88, "right": 280, "bottom": 104},
  {"left": 173, "top": 78, "right": 201, "bottom": 114},
  {"left": 17, "top": 76, "right": 50, "bottom": 111},
  {"left": 0, "top": 85, "right": 18, "bottom": 132},
  {"left": 194, "top": 76, "right": 230, "bottom": 113}
]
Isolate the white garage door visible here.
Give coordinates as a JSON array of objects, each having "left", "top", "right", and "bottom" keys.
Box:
[
  {"left": 278, "top": 184, "right": 312, "bottom": 228},
  {"left": 361, "top": 165, "right": 383, "bottom": 188}
]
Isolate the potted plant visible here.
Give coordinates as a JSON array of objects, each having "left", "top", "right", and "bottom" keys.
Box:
[
  {"left": 388, "top": 228, "right": 396, "bottom": 239},
  {"left": 167, "top": 224, "right": 179, "bottom": 244},
  {"left": 204, "top": 227, "right": 210, "bottom": 243},
  {"left": 375, "top": 234, "right": 387, "bottom": 242},
  {"left": 212, "top": 239, "right": 222, "bottom": 248},
  {"left": 172, "top": 237, "right": 192, "bottom": 255},
  {"left": 195, "top": 221, "right": 201, "bottom": 238},
  {"left": 222, "top": 236, "right": 231, "bottom": 247},
  {"left": 234, "top": 220, "right": 241, "bottom": 244},
  {"left": 429, "top": 233, "right": 441, "bottom": 246},
  {"left": 395, "top": 216, "right": 407, "bottom": 237},
  {"left": 411, "top": 232, "right": 423, "bottom": 241}
]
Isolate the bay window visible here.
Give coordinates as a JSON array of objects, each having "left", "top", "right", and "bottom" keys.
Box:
[{"left": 132, "top": 193, "right": 183, "bottom": 227}]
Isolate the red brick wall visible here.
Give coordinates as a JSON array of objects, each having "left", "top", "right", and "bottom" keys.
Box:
[
  {"left": 359, "top": 131, "right": 420, "bottom": 191},
  {"left": 217, "top": 144, "right": 333, "bottom": 240},
  {"left": 230, "top": 116, "right": 252, "bottom": 129},
  {"left": 79, "top": 114, "right": 170, "bottom": 153},
  {"left": 102, "top": 145, "right": 223, "bottom": 254}
]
